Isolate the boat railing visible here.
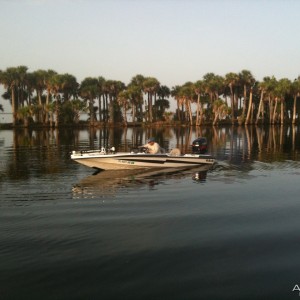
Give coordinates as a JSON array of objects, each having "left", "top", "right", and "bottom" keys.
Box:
[{"left": 72, "top": 146, "right": 116, "bottom": 156}]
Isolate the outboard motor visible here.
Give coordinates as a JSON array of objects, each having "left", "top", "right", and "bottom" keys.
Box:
[{"left": 192, "top": 137, "right": 208, "bottom": 154}]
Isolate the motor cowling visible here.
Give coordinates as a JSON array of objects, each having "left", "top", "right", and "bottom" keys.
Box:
[{"left": 192, "top": 137, "right": 208, "bottom": 154}]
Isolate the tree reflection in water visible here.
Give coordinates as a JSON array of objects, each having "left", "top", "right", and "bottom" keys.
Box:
[{"left": 1, "top": 125, "right": 300, "bottom": 183}]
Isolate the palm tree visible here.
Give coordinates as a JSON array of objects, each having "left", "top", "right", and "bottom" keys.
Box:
[
  {"left": 291, "top": 77, "right": 300, "bottom": 124},
  {"left": 225, "top": 72, "right": 240, "bottom": 123},
  {"left": 43, "top": 70, "right": 57, "bottom": 125},
  {"left": 171, "top": 85, "right": 182, "bottom": 122},
  {"left": 79, "top": 77, "right": 98, "bottom": 126},
  {"left": 256, "top": 77, "right": 274, "bottom": 124},
  {"left": 0, "top": 66, "right": 28, "bottom": 126},
  {"left": 156, "top": 85, "right": 170, "bottom": 121},
  {"left": 256, "top": 76, "right": 277, "bottom": 124},
  {"left": 256, "top": 78, "right": 267, "bottom": 124},
  {"left": 17, "top": 105, "right": 33, "bottom": 127},
  {"left": 212, "top": 99, "right": 228, "bottom": 125},
  {"left": 203, "top": 73, "right": 224, "bottom": 123},
  {"left": 203, "top": 73, "right": 224, "bottom": 122},
  {"left": 60, "top": 74, "right": 78, "bottom": 102},
  {"left": 178, "top": 82, "right": 194, "bottom": 125},
  {"left": 71, "top": 99, "right": 87, "bottom": 124},
  {"left": 97, "top": 76, "right": 106, "bottom": 122},
  {"left": 104, "top": 80, "right": 126, "bottom": 124},
  {"left": 129, "top": 74, "right": 145, "bottom": 122},
  {"left": 239, "top": 70, "right": 255, "bottom": 122},
  {"left": 143, "top": 77, "right": 160, "bottom": 123},
  {"left": 117, "top": 90, "right": 131, "bottom": 125},
  {"left": 49, "top": 73, "right": 79, "bottom": 126},
  {"left": 130, "top": 74, "right": 145, "bottom": 87},
  {"left": 47, "top": 102, "right": 56, "bottom": 128},
  {"left": 194, "top": 80, "right": 205, "bottom": 126},
  {"left": 275, "top": 78, "right": 291, "bottom": 125},
  {"left": 126, "top": 84, "right": 143, "bottom": 123},
  {"left": 31, "top": 69, "right": 47, "bottom": 123},
  {"left": 245, "top": 81, "right": 256, "bottom": 125},
  {"left": 203, "top": 73, "right": 221, "bottom": 103},
  {"left": 266, "top": 76, "right": 278, "bottom": 124},
  {"left": 49, "top": 74, "right": 65, "bottom": 127}
]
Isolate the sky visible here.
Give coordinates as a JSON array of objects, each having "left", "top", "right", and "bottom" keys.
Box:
[{"left": 1, "top": 0, "right": 300, "bottom": 116}]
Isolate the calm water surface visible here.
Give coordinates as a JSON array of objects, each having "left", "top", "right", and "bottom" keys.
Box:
[{"left": 1, "top": 126, "right": 300, "bottom": 300}]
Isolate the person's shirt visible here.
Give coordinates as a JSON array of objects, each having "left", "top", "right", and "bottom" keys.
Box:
[{"left": 144, "top": 142, "right": 164, "bottom": 154}]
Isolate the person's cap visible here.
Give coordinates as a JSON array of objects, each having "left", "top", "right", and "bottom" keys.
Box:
[{"left": 148, "top": 138, "right": 155, "bottom": 143}]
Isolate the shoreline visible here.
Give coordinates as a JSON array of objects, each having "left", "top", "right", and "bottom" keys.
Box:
[{"left": 1, "top": 119, "right": 299, "bottom": 130}]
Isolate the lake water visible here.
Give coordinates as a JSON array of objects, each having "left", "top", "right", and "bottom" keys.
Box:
[{"left": 1, "top": 125, "right": 300, "bottom": 300}]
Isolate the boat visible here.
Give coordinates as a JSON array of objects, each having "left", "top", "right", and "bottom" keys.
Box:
[{"left": 71, "top": 138, "right": 216, "bottom": 171}]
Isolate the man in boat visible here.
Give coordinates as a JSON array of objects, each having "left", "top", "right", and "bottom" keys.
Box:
[{"left": 143, "top": 138, "right": 165, "bottom": 154}]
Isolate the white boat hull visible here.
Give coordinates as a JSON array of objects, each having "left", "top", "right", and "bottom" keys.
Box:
[{"left": 71, "top": 150, "right": 215, "bottom": 170}]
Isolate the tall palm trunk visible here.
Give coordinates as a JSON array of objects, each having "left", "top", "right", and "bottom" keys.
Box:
[
  {"left": 196, "top": 94, "right": 200, "bottom": 126},
  {"left": 199, "top": 103, "right": 204, "bottom": 125},
  {"left": 245, "top": 87, "right": 253, "bottom": 125},
  {"left": 55, "top": 100, "right": 59, "bottom": 128},
  {"left": 229, "top": 84, "right": 234, "bottom": 123},
  {"left": 269, "top": 97, "right": 273, "bottom": 124},
  {"left": 213, "top": 111, "right": 219, "bottom": 126},
  {"left": 108, "top": 96, "right": 114, "bottom": 124},
  {"left": 90, "top": 98, "right": 95, "bottom": 126},
  {"left": 138, "top": 101, "right": 143, "bottom": 122},
  {"left": 280, "top": 99, "right": 284, "bottom": 125},
  {"left": 123, "top": 104, "right": 127, "bottom": 126},
  {"left": 45, "top": 90, "right": 50, "bottom": 125},
  {"left": 132, "top": 103, "right": 136, "bottom": 124},
  {"left": 98, "top": 96, "right": 102, "bottom": 122},
  {"left": 153, "top": 93, "right": 157, "bottom": 122},
  {"left": 255, "top": 90, "right": 264, "bottom": 124},
  {"left": 176, "top": 99, "right": 181, "bottom": 122},
  {"left": 104, "top": 95, "right": 108, "bottom": 121},
  {"left": 148, "top": 93, "right": 153, "bottom": 123},
  {"left": 242, "top": 85, "right": 247, "bottom": 117},
  {"left": 11, "top": 87, "right": 17, "bottom": 126},
  {"left": 272, "top": 98, "right": 278, "bottom": 124},
  {"left": 292, "top": 94, "right": 297, "bottom": 124},
  {"left": 187, "top": 101, "right": 193, "bottom": 125},
  {"left": 37, "top": 90, "right": 43, "bottom": 123}
]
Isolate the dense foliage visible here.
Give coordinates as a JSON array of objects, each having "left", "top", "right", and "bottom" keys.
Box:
[{"left": 1, "top": 66, "right": 300, "bottom": 127}]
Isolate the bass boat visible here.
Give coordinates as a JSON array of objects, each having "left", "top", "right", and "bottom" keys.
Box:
[{"left": 71, "top": 138, "right": 215, "bottom": 171}]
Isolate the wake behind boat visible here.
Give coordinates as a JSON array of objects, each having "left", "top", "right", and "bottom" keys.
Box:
[{"left": 71, "top": 137, "right": 216, "bottom": 171}]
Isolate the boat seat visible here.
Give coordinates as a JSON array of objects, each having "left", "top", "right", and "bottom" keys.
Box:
[{"left": 169, "top": 148, "right": 181, "bottom": 156}]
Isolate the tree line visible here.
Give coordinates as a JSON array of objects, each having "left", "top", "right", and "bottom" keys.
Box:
[{"left": 0, "top": 65, "right": 300, "bottom": 127}]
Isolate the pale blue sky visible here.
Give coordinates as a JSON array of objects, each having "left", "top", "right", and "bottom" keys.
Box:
[{"left": 1, "top": 0, "right": 300, "bottom": 112}]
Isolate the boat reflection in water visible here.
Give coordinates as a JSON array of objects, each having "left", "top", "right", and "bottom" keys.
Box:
[{"left": 72, "top": 165, "right": 212, "bottom": 198}]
